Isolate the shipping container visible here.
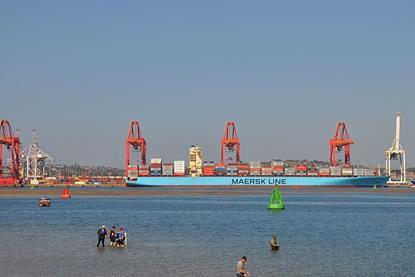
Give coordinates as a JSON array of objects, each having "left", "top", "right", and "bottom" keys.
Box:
[
  {"left": 226, "top": 172, "right": 238, "bottom": 176},
  {"left": 329, "top": 166, "right": 342, "bottom": 176},
  {"left": 271, "top": 160, "right": 284, "bottom": 167},
  {"left": 249, "top": 161, "right": 261, "bottom": 168},
  {"left": 162, "top": 163, "right": 174, "bottom": 176},
  {"left": 307, "top": 170, "right": 319, "bottom": 176},
  {"left": 138, "top": 165, "right": 150, "bottom": 176},
  {"left": 151, "top": 158, "right": 162, "bottom": 164},
  {"left": 272, "top": 165, "right": 284, "bottom": 176},
  {"left": 249, "top": 167, "right": 261, "bottom": 176},
  {"left": 261, "top": 166, "right": 273, "bottom": 176},
  {"left": 363, "top": 168, "right": 375, "bottom": 176},
  {"left": 318, "top": 167, "right": 330, "bottom": 176},
  {"left": 214, "top": 164, "right": 226, "bottom": 176},
  {"left": 353, "top": 168, "right": 364, "bottom": 176},
  {"left": 237, "top": 163, "right": 250, "bottom": 176},
  {"left": 295, "top": 165, "right": 308, "bottom": 171},
  {"left": 341, "top": 167, "right": 353, "bottom": 176},
  {"left": 174, "top": 160, "right": 186, "bottom": 176},
  {"left": 284, "top": 167, "right": 296, "bottom": 176},
  {"left": 150, "top": 171, "right": 162, "bottom": 176},
  {"left": 296, "top": 171, "right": 307, "bottom": 176},
  {"left": 203, "top": 165, "right": 215, "bottom": 176},
  {"left": 127, "top": 171, "right": 138, "bottom": 178}
]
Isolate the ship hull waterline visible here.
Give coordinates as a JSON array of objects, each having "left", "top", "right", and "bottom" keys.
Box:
[{"left": 126, "top": 176, "right": 388, "bottom": 187}]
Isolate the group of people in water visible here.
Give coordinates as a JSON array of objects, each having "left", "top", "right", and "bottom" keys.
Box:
[
  {"left": 97, "top": 225, "right": 277, "bottom": 276},
  {"left": 236, "top": 234, "right": 279, "bottom": 277},
  {"left": 96, "top": 225, "right": 127, "bottom": 248}
]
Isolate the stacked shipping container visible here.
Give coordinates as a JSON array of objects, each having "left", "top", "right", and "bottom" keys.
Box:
[
  {"left": 237, "top": 163, "right": 250, "bottom": 176},
  {"left": 214, "top": 164, "right": 226, "bottom": 176},
  {"left": 329, "top": 166, "right": 342, "bottom": 176},
  {"left": 150, "top": 158, "right": 162, "bottom": 176},
  {"left": 271, "top": 160, "right": 284, "bottom": 176},
  {"left": 174, "top": 161, "right": 185, "bottom": 176},
  {"left": 295, "top": 165, "right": 307, "bottom": 176},
  {"left": 203, "top": 161, "right": 215, "bottom": 176},
  {"left": 127, "top": 158, "right": 378, "bottom": 179},
  {"left": 249, "top": 161, "right": 261, "bottom": 176},
  {"left": 162, "top": 163, "right": 173, "bottom": 176},
  {"left": 226, "top": 163, "right": 238, "bottom": 176},
  {"left": 138, "top": 165, "right": 150, "bottom": 176},
  {"left": 318, "top": 167, "right": 330, "bottom": 176},
  {"left": 127, "top": 165, "right": 138, "bottom": 179}
]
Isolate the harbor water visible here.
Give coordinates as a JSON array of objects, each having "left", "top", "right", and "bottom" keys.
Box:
[{"left": 1, "top": 189, "right": 414, "bottom": 276}]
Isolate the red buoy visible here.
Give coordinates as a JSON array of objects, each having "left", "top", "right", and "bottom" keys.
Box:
[{"left": 60, "top": 187, "right": 71, "bottom": 200}]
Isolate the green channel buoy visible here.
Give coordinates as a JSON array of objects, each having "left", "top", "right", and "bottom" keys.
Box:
[{"left": 268, "top": 186, "right": 285, "bottom": 210}]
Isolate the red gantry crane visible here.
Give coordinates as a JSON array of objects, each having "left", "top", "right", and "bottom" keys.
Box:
[
  {"left": 125, "top": 121, "right": 147, "bottom": 177},
  {"left": 329, "top": 122, "right": 354, "bottom": 166},
  {"left": 0, "top": 120, "right": 20, "bottom": 185},
  {"left": 221, "top": 121, "right": 240, "bottom": 164}
]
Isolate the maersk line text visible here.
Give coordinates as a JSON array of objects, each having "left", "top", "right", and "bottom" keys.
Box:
[{"left": 231, "top": 178, "right": 287, "bottom": 185}]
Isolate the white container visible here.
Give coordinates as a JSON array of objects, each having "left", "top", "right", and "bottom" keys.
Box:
[
  {"left": 271, "top": 161, "right": 284, "bottom": 167},
  {"left": 128, "top": 171, "right": 138, "bottom": 178},
  {"left": 249, "top": 161, "right": 261, "bottom": 167},
  {"left": 353, "top": 168, "right": 364, "bottom": 176},
  {"left": 174, "top": 160, "right": 186, "bottom": 174},
  {"left": 151, "top": 158, "right": 162, "bottom": 164},
  {"left": 319, "top": 167, "right": 330, "bottom": 173},
  {"left": 363, "top": 168, "right": 374, "bottom": 176}
]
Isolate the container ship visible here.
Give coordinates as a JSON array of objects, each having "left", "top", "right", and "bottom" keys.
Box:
[
  {"left": 125, "top": 121, "right": 388, "bottom": 188},
  {"left": 126, "top": 159, "right": 387, "bottom": 187},
  {"left": 127, "top": 176, "right": 387, "bottom": 187}
]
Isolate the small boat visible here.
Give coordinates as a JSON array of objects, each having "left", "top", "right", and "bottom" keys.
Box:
[
  {"left": 60, "top": 187, "right": 71, "bottom": 200},
  {"left": 268, "top": 187, "right": 285, "bottom": 210},
  {"left": 39, "top": 197, "right": 51, "bottom": 207}
]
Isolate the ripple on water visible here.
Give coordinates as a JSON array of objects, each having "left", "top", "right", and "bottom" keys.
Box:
[{"left": 0, "top": 192, "right": 414, "bottom": 276}]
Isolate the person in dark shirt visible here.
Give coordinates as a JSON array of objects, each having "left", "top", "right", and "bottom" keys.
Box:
[
  {"left": 96, "top": 225, "right": 107, "bottom": 247},
  {"left": 109, "top": 226, "right": 116, "bottom": 246}
]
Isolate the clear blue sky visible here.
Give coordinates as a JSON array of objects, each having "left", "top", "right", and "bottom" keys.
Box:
[{"left": 1, "top": 1, "right": 414, "bottom": 168}]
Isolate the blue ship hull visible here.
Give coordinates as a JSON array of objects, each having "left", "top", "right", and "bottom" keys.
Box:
[{"left": 126, "top": 176, "right": 388, "bottom": 187}]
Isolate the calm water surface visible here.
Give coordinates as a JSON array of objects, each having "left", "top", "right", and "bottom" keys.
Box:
[{"left": 1, "top": 190, "right": 414, "bottom": 276}]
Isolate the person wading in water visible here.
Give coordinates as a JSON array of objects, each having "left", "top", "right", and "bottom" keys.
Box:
[
  {"left": 109, "top": 226, "right": 116, "bottom": 246},
  {"left": 96, "top": 225, "right": 107, "bottom": 247},
  {"left": 270, "top": 234, "right": 279, "bottom": 250},
  {"left": 236, "top": 256, "right": 249, "bottom": 277}
]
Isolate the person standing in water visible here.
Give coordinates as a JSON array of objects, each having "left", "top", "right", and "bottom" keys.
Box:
[
  {"left": 236, "top": 256, "right": 249, "bottom": 277},
  {"left": 109, "top": 226, "right": 116, "bottom": 246},
  {"left": 270, "top": 234, "right": 279, "bottom": 250},
  {"left": 96, "top": 225, "right": 107, "bottom": 247},
  {"left": 115, "top": 227, "right": 126, "bottom": 248}
]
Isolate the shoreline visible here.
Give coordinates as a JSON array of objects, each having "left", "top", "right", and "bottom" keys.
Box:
[{"left": 0, "top": 185, "right": 414, "bottom": 197}]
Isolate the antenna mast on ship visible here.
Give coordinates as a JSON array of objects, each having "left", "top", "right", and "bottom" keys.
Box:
[{"left": 385, "top": 113, "right": 406, "bottom": 186}]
